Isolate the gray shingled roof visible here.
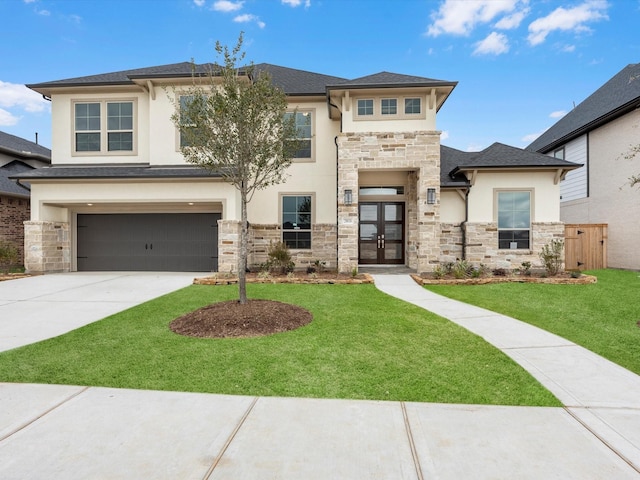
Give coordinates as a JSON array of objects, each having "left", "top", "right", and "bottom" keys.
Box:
[
  {"left": 527, "top": 63, "right": 640, "bottom": 153},
  {"left": 444, "top": 142, "right": 581, "bottom": 182},
  {"left": 0, "top": 161, "right": 33, "bottom": 197},
  {"left": 27, "top": 62, "right": 348, "bottom": 96},
  {"left": 10, "top": 165, "right": 222, "bottom": 180},
  {"left": 0, "top": 131, "right": 51, "bottom": 162},
  {"left": 27, "top": 63, "right": 456, "bottom": 97},
  {"left": 328, "top": 71, "right": 457, "bottom": 89}
]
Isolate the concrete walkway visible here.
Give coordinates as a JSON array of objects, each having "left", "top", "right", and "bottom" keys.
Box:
[
  {"left": 0, "top": 272, "right": 198, "bottom": 352},
  {"left": 0, "top": 272, "right": 639, "bottom": 478}
]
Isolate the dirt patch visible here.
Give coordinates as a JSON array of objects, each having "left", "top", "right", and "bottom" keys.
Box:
[{"left": 169, "top": 299, "right": 313, "bottom": 339}]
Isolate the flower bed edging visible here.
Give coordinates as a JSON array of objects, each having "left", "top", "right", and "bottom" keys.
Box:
[{"left": 411, "top": 273, "right": 597, "bottom": 286}]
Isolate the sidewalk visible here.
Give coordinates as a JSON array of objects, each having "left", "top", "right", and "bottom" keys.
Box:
[
  {"left": 0, "top": 273, "right": 639, "bottom": 478},
  {"left": 374, "top": 274, "right": 640, "bottom": 474}
]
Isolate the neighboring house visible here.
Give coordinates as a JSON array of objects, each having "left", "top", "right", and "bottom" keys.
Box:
[
  {"left": 528, "top": 62, "right": 640, "bottom": 270},
  {"left": 16, "top": 63, "right": 578, "bottom": 274},
  {"left": 0, "top": 131, "right": 51, "bottom": 265}
]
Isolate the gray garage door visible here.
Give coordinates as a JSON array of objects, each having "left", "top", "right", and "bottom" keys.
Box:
[{"left": 77, "top": 213, "right": 220, "bottom": 271}]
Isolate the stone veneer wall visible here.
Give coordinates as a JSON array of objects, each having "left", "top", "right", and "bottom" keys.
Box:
[
  {"left": 337, "top": 131, "right": 441, "bottom": 274},
  {"left": 463, "top": 221, "right": 565, "bottom": 270},
  {"left": 23, "top": 221, "right": 70, "bottom": 273},
  {"left": 217, "top": 219, "right": 241, "bottom": 274},
  {"left": 439, "top": 223, "right": 463, "bottom": 263},
  {"left": 0, "top": 195, "right": 29, "bottom": 266},
  {"left": 248, "top": 223, "right": 337, "bottom": 270}
]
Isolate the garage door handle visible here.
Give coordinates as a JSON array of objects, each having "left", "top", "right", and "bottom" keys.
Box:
[
  {"left": 145, "top": 244, "right": 148, "bottom": 250},
  {"left": 150, "top": 243, "right": 153, "bottom": 250}
]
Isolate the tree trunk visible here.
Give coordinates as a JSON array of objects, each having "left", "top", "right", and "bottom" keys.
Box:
[{"left": 238, "top": 186, "right": 248, "bottom": 304}]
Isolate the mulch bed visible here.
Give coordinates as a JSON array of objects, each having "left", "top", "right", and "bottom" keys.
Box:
[
  {"left": 412, "top": 272, "right": 598, "bottom": 285},
  {"left": 169, "top": 299, "right": 313, "bottom": 339}
]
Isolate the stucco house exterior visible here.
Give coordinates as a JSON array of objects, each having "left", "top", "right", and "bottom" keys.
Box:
[
  {"left": 0, "top": 131, "right": 51, "bottom": 265},
  {"left": 16, "top": 62, "right": 578, "bottom": 274},
  {"left": 527, "top": 62, "right": 640, "bottom": 270}
]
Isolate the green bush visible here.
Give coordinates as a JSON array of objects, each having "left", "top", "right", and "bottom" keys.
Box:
[
  {"left": 539, "top": 239, "right": 564, "bottom": 276},
  {"left": 265, "top": 241, "right": 295, "bottom": 274},
  {"left": 0, "top": 242, "right": 20, "bottom": 273}
]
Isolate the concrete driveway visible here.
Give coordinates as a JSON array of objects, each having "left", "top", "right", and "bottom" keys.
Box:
[{"left": 0, "top": 272, "right": 199, "bottom": 352}]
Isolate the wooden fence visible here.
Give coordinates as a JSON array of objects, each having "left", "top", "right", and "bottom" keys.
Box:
[{"left": 564, "top": 224, "right": 607, "bottom": 271}]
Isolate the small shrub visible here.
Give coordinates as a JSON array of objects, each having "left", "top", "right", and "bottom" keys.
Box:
[
  {"left": 257, "top": 270, "right": 271, "bottom": 280},
  {"left": 443, "top": 262, "right": 455, "bottom": 274},
  {"left": 452, "top": 259, "right": 473, "bottom": 279},
  {"left": 0, "top": 242, "right": 20, "bottom": 274},
  {"left": 306, "top": 265, "right": 316, "bottom": 274},
  {"left": 265, "top": 241, "right": 295, "bottom": 274},
  {"left": 516, "top": 261, "right": 532, "bottom": 276},
  {"left": 351, "top": 266, "right": 358, "bottom": 277},
  {"left": 470, "top": 263, "right": 490, "bottom": 278},
  {"left": 492, "top": 268, "right": 508, "bottom": 277},
  {"left": 539, "top": 239, "right": 564, "bottom": 276},
  {"left": 570, "top": 270, "right": 582, "bottom": 278},
  {"left": 432, "top": 265, "right": 446, "bottom": 279},
  {"left": 313, "top": 260, "right": 326, "bottom": 273}
]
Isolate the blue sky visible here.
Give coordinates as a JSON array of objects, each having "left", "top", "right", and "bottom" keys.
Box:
[{"left": 1, "top": 0, "right": 639, "bottom": 151}]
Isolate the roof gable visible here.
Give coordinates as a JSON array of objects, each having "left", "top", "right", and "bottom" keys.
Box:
[
  {"left": 334, "top": 71, "right": 456, "bottom": 89},
  {"left": 527, "top": 63, "right": 640, "bottom": 153}
]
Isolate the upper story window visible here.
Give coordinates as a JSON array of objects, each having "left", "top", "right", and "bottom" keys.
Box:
[
  {"left": 284, "top": 110, "right": 314, "bottom": 160},
  {"left": 404, "top": 98, "right": 421, "bottom": 114},
  {"left": 381, "top": 98, "right": 397, "bottom": 115},
  {"left": 74, "top": 100, "right": 135, "bottom": 154},
  {"left": 178, "top": 95, "right": 206, "bottom": 148},
  {"left": 553, "top": 147, "right": 565, "bottom": 160},
  {"left": 357, "top": 99, "right": 374, "bottom": 116},
  {"left": 355, "top": 96, "right": 424, "bottom": 120},
  {"left": 497, "top": 190, "right": 531, "bottom": 249}
]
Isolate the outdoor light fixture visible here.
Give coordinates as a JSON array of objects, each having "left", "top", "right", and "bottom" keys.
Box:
[
  {"left": 427, "top": 188, "right": 437, "bottom": 204},
  {"left": 344, "top": 189, "right": 353, "bottom": 205}
]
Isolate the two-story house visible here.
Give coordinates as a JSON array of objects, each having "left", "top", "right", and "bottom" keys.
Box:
[
  {"left": 17, "top": 62, "right": 578, "bottom": 274},
  {"left": 0, "top": 131, "right": 51, "bottom": 266},
  {"left": 527, "top": 62, "right": 640, "bottom": 270}
]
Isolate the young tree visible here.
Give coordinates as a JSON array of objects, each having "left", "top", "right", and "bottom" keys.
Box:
[{"left": 171, "top": 33, "right": 299, "bottom": 304}]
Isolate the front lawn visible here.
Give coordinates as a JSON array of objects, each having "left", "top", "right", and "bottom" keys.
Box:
[
  {"left": 0, "top": 284, "right": 559, "bottom": 406},
  {"left": 427, "top": 269, "right": 640, "bottom": 375}
]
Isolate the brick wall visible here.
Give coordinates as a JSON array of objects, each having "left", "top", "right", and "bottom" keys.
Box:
[{"left": 0, "top": 195, "right": 30, "bottom": 267}]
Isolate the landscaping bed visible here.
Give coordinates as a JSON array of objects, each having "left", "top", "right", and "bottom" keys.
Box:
[
  {"left": 194, "top": 271, "right": 374, "bottom": 285},
  {"left": 412, "top": 272, "right": 597, "bottom": 285}
]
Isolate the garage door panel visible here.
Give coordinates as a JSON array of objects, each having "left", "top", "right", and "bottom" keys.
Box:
[{"left": 77, "top": 213, "right": 219, "bottom": 272}]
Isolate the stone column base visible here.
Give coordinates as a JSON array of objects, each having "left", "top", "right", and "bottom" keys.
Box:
[
  {"left": 217, "top": 219, "right": 241, "bottom": 274},
  {"left": 24, "top": 221, "right": 70, "bottom": 274}
]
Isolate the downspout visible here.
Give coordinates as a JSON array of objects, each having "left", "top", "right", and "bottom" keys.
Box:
[
  {"left": 461, "top": 186, "right": 471, "bottom": 261},
  {"left": 329, "top": 97, "right": 342, "bottom": 272}
]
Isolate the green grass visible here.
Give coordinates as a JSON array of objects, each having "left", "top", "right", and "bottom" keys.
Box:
[
  {"left": 427, "top": 269, "right": 640, "bottom": 375},
  {"left": 0, "top": 284, "right": 559, "bottom": 406}
]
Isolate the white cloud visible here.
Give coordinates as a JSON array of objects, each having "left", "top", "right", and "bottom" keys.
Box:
[
  {"left": 234, "top": 13, "right": 265, "bottom": 28},
  {"left": 35, "top": 8, "right": 50, "bottom": 16},
  {"left": 0, "top": 109, "right": 19, "bottom": 127},
  {"left": 527, "top": 0, "right": 609, "bottom": 46},
  {"left": 494, "top": 7, "right": 529, "bottom": 29},
  {"left": 550, "top": 110, "right": 567, "bottom": 119},
  {"left": 23, "top": 0, "right": 37, "bottom": 3},
  {"left": 440, "top": 130, "right": 449, "bottom": 141},
  {"left": 0, "top": 81, "right": 49, "bottom": 114},
  {"left": 522, "top": 130, "right": 546, "bottom": 143},
  {"left": 214, "top": 0, "right": 244, "bottom": 12},
  {"left": 193, "top": 0, "right": 206, "bottom": 6},
  {"left": 427, "top": 0, "right": 526, "bottom": 37},
  {"left": 473, "top": 32, "right": 509, "bottom": 55},
  {"left": 282, "top": 0, "right": 311, "bottom": 6}
]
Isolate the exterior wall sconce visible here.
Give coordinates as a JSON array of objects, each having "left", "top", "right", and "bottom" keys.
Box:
[
  {"left": 427, "top": 188, "right": 437, "bottom": 204},
  {"left": 344, "top": 189, "right": 353, "bottom": 205}
]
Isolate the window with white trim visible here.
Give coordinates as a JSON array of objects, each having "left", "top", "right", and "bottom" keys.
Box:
[
  {"left": 282, "top": 195, "right": 312, "bottom": 249},
  {"left": 73, "top": 100, "right": 135, "bottom": 154},
  {"left": 497, "top": 191, "right": 531, "bottom": 249}
]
